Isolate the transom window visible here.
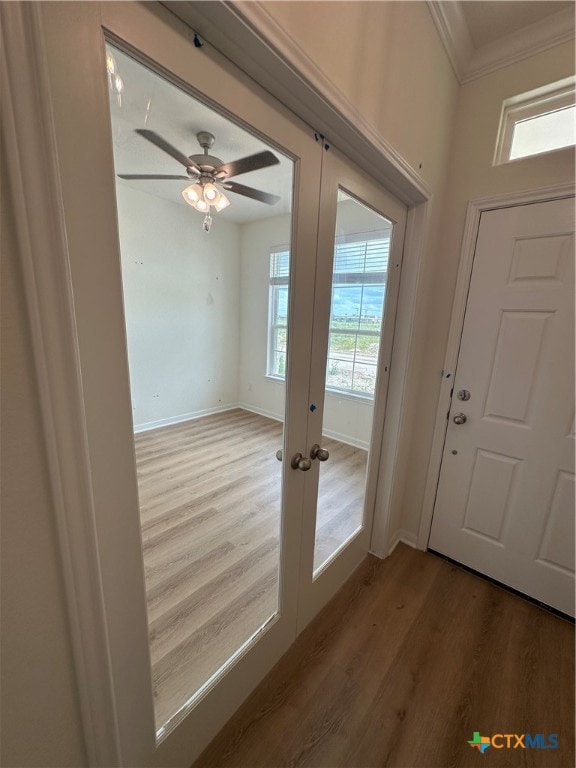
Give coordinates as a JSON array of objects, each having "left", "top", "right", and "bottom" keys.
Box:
[
  {"left": 267, "top": 231, "right": 390, "bottom": 398},
  {"left": 495, "top": 77, "right": 576, "bottom": 165}
]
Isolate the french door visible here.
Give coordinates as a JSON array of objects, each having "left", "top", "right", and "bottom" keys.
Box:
[{"left": 39, "top": 2, "right": 406, "bottom": 764}]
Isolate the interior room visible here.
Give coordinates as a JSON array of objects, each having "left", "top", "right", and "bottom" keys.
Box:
[{"left": 1, "top": 1, "right": 574, "bottom": 767}]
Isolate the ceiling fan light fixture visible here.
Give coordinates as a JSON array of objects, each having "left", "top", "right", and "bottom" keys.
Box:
[
  {"left": 202, "top": 182, "right": 219, "bottom": 203},
  {"left": 213, "top": 192, "right": 230, "bottom": 212},
  {"left": 182, "top": 183, "right": 202, "bottom": 205},
  {"left": 194, "top": 198, "right": 210, "bottom": 213}
]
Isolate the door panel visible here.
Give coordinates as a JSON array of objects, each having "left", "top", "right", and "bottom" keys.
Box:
[
  {"left": 106, "top": 41, "right": 297, "bottom": 733},
  {"left": 298, "top": 148, "right": 407, "bottom": 628},
  {"left": 313, "top": 190, "right": 394, "bottom": 574},
  {"left": 429, "top": 198, "right": 575, "bottom": 616}
]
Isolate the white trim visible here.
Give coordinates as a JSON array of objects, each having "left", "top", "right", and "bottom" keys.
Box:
[
  {"left": 465, "top": 8, "right": 576, "bottom": 85},
  {"left": 133, "top": 403, "right": 240, "bottom": 433},
  {"left": 427, "top": 1, "right": 473, "bottom": 84},
  {"left": 381, "top": 529, "right": 418, "bottom": 558},
  {"left": 237, "top": 403, "right": 370, "bottom": 451},
  {"left": 428, "top": 2, "right": 575, "bottom": 85},
  {"left": 417, "top": 183, "right": 576, "bottom": 551},
  {"left": 163, "top": 1, "right": 430, "bottom": 206},
  {"left": 321, "top": 429, "right": 369, "bottom": 452},
  {"left": 237, "top": 402, "right": 284, "bottom": 424},
  {"left": 1, "top": 4, "right": 120, "bottom": 765},
  {"left": 494, "top": 78, "right": 576, "bottom": 166}
]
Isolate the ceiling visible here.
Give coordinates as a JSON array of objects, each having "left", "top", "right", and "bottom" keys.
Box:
[
  {"left": 460, "top": 1, "right": 573, "bottom": 49},
  {"left": 108, "top": 45, "right": 294, "bottom": 224},
  {"left": 429, "top": 0, "right": 575, "bottom": 83}
]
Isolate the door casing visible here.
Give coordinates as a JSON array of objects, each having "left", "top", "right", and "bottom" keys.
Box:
[{"left": 419, "top": 184, "right": 576, "bottom": 551}]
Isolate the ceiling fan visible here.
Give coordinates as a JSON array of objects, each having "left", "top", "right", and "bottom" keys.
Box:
[{"left": 118, "top": 129, "right": 281, "bottom": 231}]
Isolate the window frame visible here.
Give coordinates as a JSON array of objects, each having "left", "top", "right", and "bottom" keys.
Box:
[
  {"left": 494, "top": 77, "right": 576, "bottom": 165},
  {"left": 267, "top": 247, "right": 290, "bottom": 382},
  {"left": 267, "top": 231, "right": 391, "bottom": 399}
]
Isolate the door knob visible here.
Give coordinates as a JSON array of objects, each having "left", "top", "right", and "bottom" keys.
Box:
[
  {"left": 310, "top": 443, "right": 329, "bottom": 461},
  {"left": 290, "top": 453, "right": 312, "bottom": 471},
  {"left": 276, "top": 449, "right": 283, "bottom": 461},
  {"left": 453, "top": 413, "right": 467, "bottom": 425}
]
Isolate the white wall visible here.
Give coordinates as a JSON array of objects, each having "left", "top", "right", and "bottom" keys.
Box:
[{"left": 116, "top": 185, "right": 241, "bottom": 431}]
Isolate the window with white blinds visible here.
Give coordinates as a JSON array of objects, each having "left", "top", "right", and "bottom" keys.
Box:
[
  {"left": 267, "top": 248, "right": 290, "bottom": 379},
  {"left": 267, "top": 231, "right": 390, "bottom": 397}
]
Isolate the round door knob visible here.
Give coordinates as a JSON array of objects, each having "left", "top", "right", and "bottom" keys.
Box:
[
  {"left": 290, "top": 453, "right": 312, "bottom": 471},
  {"left": 275, "top": 449, "right": 283, "bottom": 461},
  {"left": 453, "top": 413, "right": 467, "bottom": 425},
  {"left": 310, "top": 443, "right": 330, "bottom": 461}
]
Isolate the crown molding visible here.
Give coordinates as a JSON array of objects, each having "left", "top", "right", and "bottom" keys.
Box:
[
  {"left": 428, "top": 2, "right": 575, "bottom": 85},
  {"left": 464, "top": 7, "right": 576, "bottom": 84},
  {"left": 427, "top": 1, "right": 473, "bottom": 83}
]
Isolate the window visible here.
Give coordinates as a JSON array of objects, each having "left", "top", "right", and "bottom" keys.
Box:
[
  {"left": 495, "top": 77, "right": 576, "bottom": 165},
  {"left": 326, "top": 233, "right": 389, "bottom": 397},
  {"left": 267, "top": 231, "right": 390, "bottom": 398},
  {"left": 268, "top": 248, "right": 289, "bottom": 379}
]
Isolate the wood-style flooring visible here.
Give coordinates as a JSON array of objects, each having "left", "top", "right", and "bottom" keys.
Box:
[
  {"left": 195, "top": 544, "right": 575, "bottom": 768},
  {"left": 134, "top": 408, "right": 367, "bottom": 729}
]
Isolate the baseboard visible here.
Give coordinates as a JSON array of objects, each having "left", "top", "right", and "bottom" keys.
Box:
[
  {"left": 133, "top": 403, "right": 240, "bottom": 433},
  {"left": 236, "top": 402, "right": 284, "bottom": 423},
  {"left": 385, "top": 529, "right": 419, "bottom": 556},
  {"left": 238, "top": 403, "right": 370, "bottom": 450},
  {"left": 321, "top": 427, "right": 369, "bottom": 451}
]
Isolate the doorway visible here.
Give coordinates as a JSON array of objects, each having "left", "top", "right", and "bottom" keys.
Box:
[{"left": 429, "top": 196, "right": 575, "bottom": 616}]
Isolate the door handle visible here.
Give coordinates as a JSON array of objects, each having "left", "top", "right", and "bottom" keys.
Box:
[
  {"left": 290, "top": 453, "right": 312, "bottom": 471},
  {"left": 453, "top": 413, "right": 467, "bottom": 425},
  {"left": 277, "top": 449, "right": 312, "bottom": 471},
  {"left": 310, "top": 443, "right": 329, "bottom": 461}
]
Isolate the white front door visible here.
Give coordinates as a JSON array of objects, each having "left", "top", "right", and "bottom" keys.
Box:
[{"left": 429, "top": 197, "right": 575, "bottom": 616}]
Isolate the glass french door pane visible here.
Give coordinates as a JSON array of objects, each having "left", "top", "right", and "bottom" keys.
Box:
[
  {"left": 106, "top": 44, "right": 294, "bottom": 733},
  {"left": 314, "top": 189, "right": 393, "bottom": 574}
]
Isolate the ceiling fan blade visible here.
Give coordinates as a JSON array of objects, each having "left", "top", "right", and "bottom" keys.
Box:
[
  {"left": 117, "top": 174, "right": 191, "bottom": 180},
  {"left": 215, "top": 151, "right": 279, "bottom": 179},
  {"left": 135, "top": 129, "right": 200, "bottom": 172},
  {"left": 224, "top": 181, "right": 280, "bottom": 205}
]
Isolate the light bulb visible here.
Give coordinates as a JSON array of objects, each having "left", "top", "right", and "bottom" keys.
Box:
[
  {"left": 194, "top": 199, "right": 209, "bottom": 213},
  {"left": 214, "top": 192, "right": 230, "bottom": 212},
  {"left": 203, "top": 182, "right": 219, "bottom": 203},
  {"left": 182, "top": 184, "right": 202, "bottom": 206}
]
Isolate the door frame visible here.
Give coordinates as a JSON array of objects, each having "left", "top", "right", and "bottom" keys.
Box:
[
  {"left": 4, "top": 1, "right": 432, "bottom": 765},
  {"left": 418, "top": 183, "right": 576, "bottom": 550}
]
